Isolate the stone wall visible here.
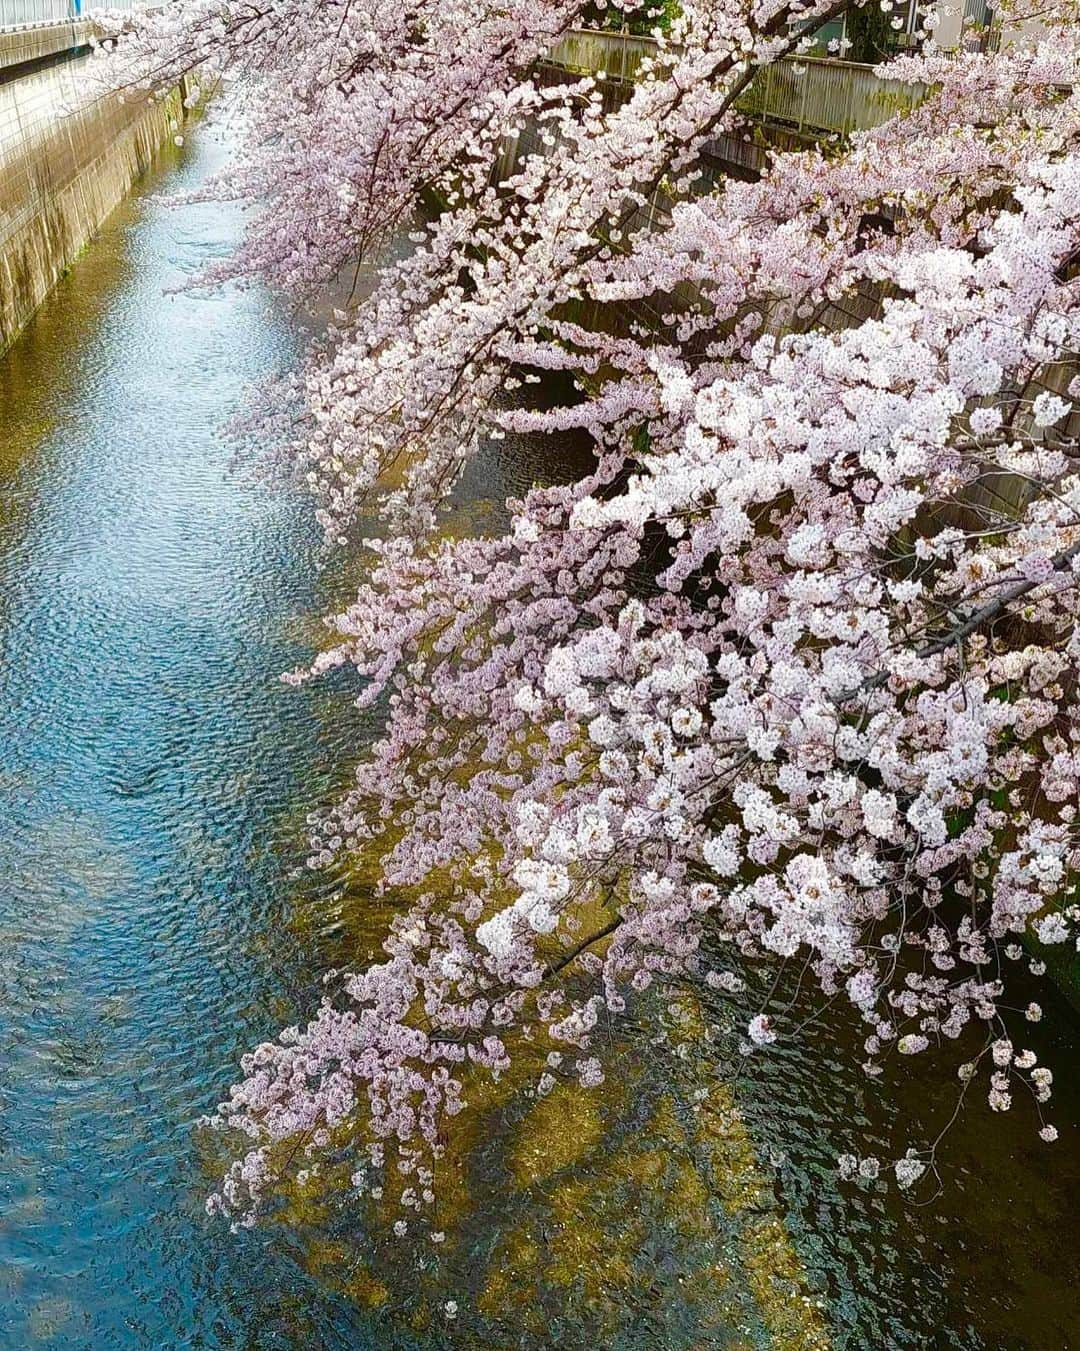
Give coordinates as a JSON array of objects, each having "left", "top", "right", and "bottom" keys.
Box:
[{"left": 0, "top": 46, "right": 185, "bottom": 351}]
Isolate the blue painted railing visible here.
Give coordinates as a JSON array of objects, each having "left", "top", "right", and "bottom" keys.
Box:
[{"left": 0, "top": 0, "right": 144, "bottom": 27}]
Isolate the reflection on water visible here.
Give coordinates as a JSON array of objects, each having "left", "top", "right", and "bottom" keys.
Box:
[{"left": 0, "top": 119, "right": 1076, "bottom": 1351}]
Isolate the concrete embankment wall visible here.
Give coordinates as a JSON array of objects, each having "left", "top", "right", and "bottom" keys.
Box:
[{"left": 0, "top": 38, "right": 185, "bottom": 351}]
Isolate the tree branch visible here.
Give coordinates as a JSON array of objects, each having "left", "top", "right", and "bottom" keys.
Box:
[{"left": 840, "top": 537, "right": 1080, "bottom": 703}]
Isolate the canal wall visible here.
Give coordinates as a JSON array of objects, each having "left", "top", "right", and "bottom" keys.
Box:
[{"left": 0, "top": 35, "right": 186, "bottom": 351}]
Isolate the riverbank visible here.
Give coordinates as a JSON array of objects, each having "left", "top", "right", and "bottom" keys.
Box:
[{"left": 0, "top": 41, "right": 189, "bottom": 352}]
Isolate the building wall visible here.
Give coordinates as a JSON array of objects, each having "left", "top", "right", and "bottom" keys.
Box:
[{"left": 0, "top": 47, "right": 185, "bottom": 351}]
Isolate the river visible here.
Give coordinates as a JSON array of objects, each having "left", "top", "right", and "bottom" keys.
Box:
[{"left": 0, "top": 122, "right": 1076, "bottom": 1351}]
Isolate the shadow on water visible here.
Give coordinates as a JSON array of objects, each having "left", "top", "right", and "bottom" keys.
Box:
[{"left": 0, "top": 115, "right": 1077, "bottom": 1351}]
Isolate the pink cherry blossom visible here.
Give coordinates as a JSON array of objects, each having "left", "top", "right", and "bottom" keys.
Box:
[{"left": 108, "top": 0, "right": 1080, "bottom": 1229}]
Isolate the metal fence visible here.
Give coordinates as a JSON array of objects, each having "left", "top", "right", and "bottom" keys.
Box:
[
  {"left": 544, "top": 29, "right": 659, "bottom": 85},
  {"left": 544, "top": 29, "right": 928, "bottom": 138},
  {"left": 0, "top": 0, "right": 145, "bottom": 27},
  {"left": 738, "top": 55, "right": 926, "bottom": 136}
]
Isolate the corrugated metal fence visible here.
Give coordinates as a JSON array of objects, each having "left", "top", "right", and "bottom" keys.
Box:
[
  {"left": 737, "top": 55, "right": 926, "bottom": 135},
  {"left": 545, "top": 30, "right": 928, "bottom": 138}
]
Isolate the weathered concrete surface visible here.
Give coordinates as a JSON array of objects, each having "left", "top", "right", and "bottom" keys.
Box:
[
  {"left": 0, "top": 49, "right": 185, "bottom": 350},
  {"left": 0, "top": 20, "right": 92, "bottom": 75}
]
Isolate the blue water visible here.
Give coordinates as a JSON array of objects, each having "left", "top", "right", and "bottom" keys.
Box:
[{"left": 0, "top": 129, "right": 369, "bottom": 1348}]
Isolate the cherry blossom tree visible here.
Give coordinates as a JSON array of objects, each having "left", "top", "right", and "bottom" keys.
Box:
[{"left": 109, "top": 0, "right": 1080, "bottom": 1227}]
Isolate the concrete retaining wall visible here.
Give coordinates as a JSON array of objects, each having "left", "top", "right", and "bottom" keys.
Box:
[
  {"left": 0, "top": 45, "right": 185, "bottom": 351},
  {"left": 0, "top": 18, "right": 90, "bottom": 72}
]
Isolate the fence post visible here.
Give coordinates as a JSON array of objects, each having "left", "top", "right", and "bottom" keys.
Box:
[{"left": 845, "top": 67, "right": 856, "bottom": 134}]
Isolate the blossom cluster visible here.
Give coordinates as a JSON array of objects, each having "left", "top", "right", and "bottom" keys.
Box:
[{"left": 112, "top": 0, "right": 1080, "bottom": 1228}]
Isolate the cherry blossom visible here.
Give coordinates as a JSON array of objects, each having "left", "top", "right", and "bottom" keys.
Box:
[{"left": 110, "top": 0, "right": 1080, "bottom": 1229}]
